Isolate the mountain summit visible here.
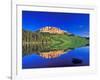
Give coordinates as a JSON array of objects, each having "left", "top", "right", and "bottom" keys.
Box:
[{"left": 40, "top": 26, "right": 64, "bottom": 34}]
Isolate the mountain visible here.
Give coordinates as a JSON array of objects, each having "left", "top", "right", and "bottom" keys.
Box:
[
  {"left": 39, "top": 26, "right": 70, "bottom": 34},
  {"left": 22, "top": 26, "right": 89, "bottom": 58}
]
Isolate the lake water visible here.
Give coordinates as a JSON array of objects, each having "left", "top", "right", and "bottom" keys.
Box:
[{"left": 22, "top": 46, "right": 89, "bottom": 69}]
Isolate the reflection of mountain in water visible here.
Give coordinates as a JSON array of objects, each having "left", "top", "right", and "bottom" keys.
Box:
[
  {"left": 38, "top": 50, "right": 70, "bottom": 59},
  {"left": 22, "top": 27, "right": 89, "bottom": 59},
  {"left": 22, "top": 43, "right": 71, "bottom": 58}
]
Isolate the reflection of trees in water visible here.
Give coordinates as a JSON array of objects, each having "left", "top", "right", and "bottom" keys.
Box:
[
  {"left": 22, "top": 30, "right": 89, "bottom": 59},
  {"left": 22, "top": 43, "right": 71, "bottom": 58},
  {"left": 22, "top": 43, "right": 51, "bottom": 54},
  {"left": 22, "top": 43, "right": 83, "bottom": 65}
]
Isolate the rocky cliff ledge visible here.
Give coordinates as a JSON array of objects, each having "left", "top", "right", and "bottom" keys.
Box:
[{"left": 40, "top": 26, "right": 64, "bottom": 34}]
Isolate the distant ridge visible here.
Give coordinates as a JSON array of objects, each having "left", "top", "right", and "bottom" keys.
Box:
[{"left": 39, "top": 26, "right": 65, "bottom": 34}]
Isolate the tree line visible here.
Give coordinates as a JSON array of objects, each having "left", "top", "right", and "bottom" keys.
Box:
[{"left": 22, "top": 29, "right": 52, "bottom": 44}]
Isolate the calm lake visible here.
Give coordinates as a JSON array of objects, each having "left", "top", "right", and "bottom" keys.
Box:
[{"left": 22, "top": 46, "right": 89, "bottom": 69}]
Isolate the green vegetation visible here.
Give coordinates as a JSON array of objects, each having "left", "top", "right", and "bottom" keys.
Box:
[
  {"left": 22, "top": 29, "right": 89, "bottom": 55},
  {"left": 49, "top": 34, "right": 89, "bottom": 50},
  {"left": 22, "top": 30, "right": 52, "bottom": 44}
]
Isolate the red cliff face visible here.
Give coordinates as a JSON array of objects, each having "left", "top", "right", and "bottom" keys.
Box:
[{"left": 40, "top": 26, "right": 64, "bottom": 34}]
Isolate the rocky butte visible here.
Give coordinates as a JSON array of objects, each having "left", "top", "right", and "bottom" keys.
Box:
[{"left": 40, "top": 26, "right": 64, "bottom": 34}]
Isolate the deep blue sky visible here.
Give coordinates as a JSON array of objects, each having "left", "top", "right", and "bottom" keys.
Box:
[{"left": 22, "top": 11, "right": 89, "bottom": 37}]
